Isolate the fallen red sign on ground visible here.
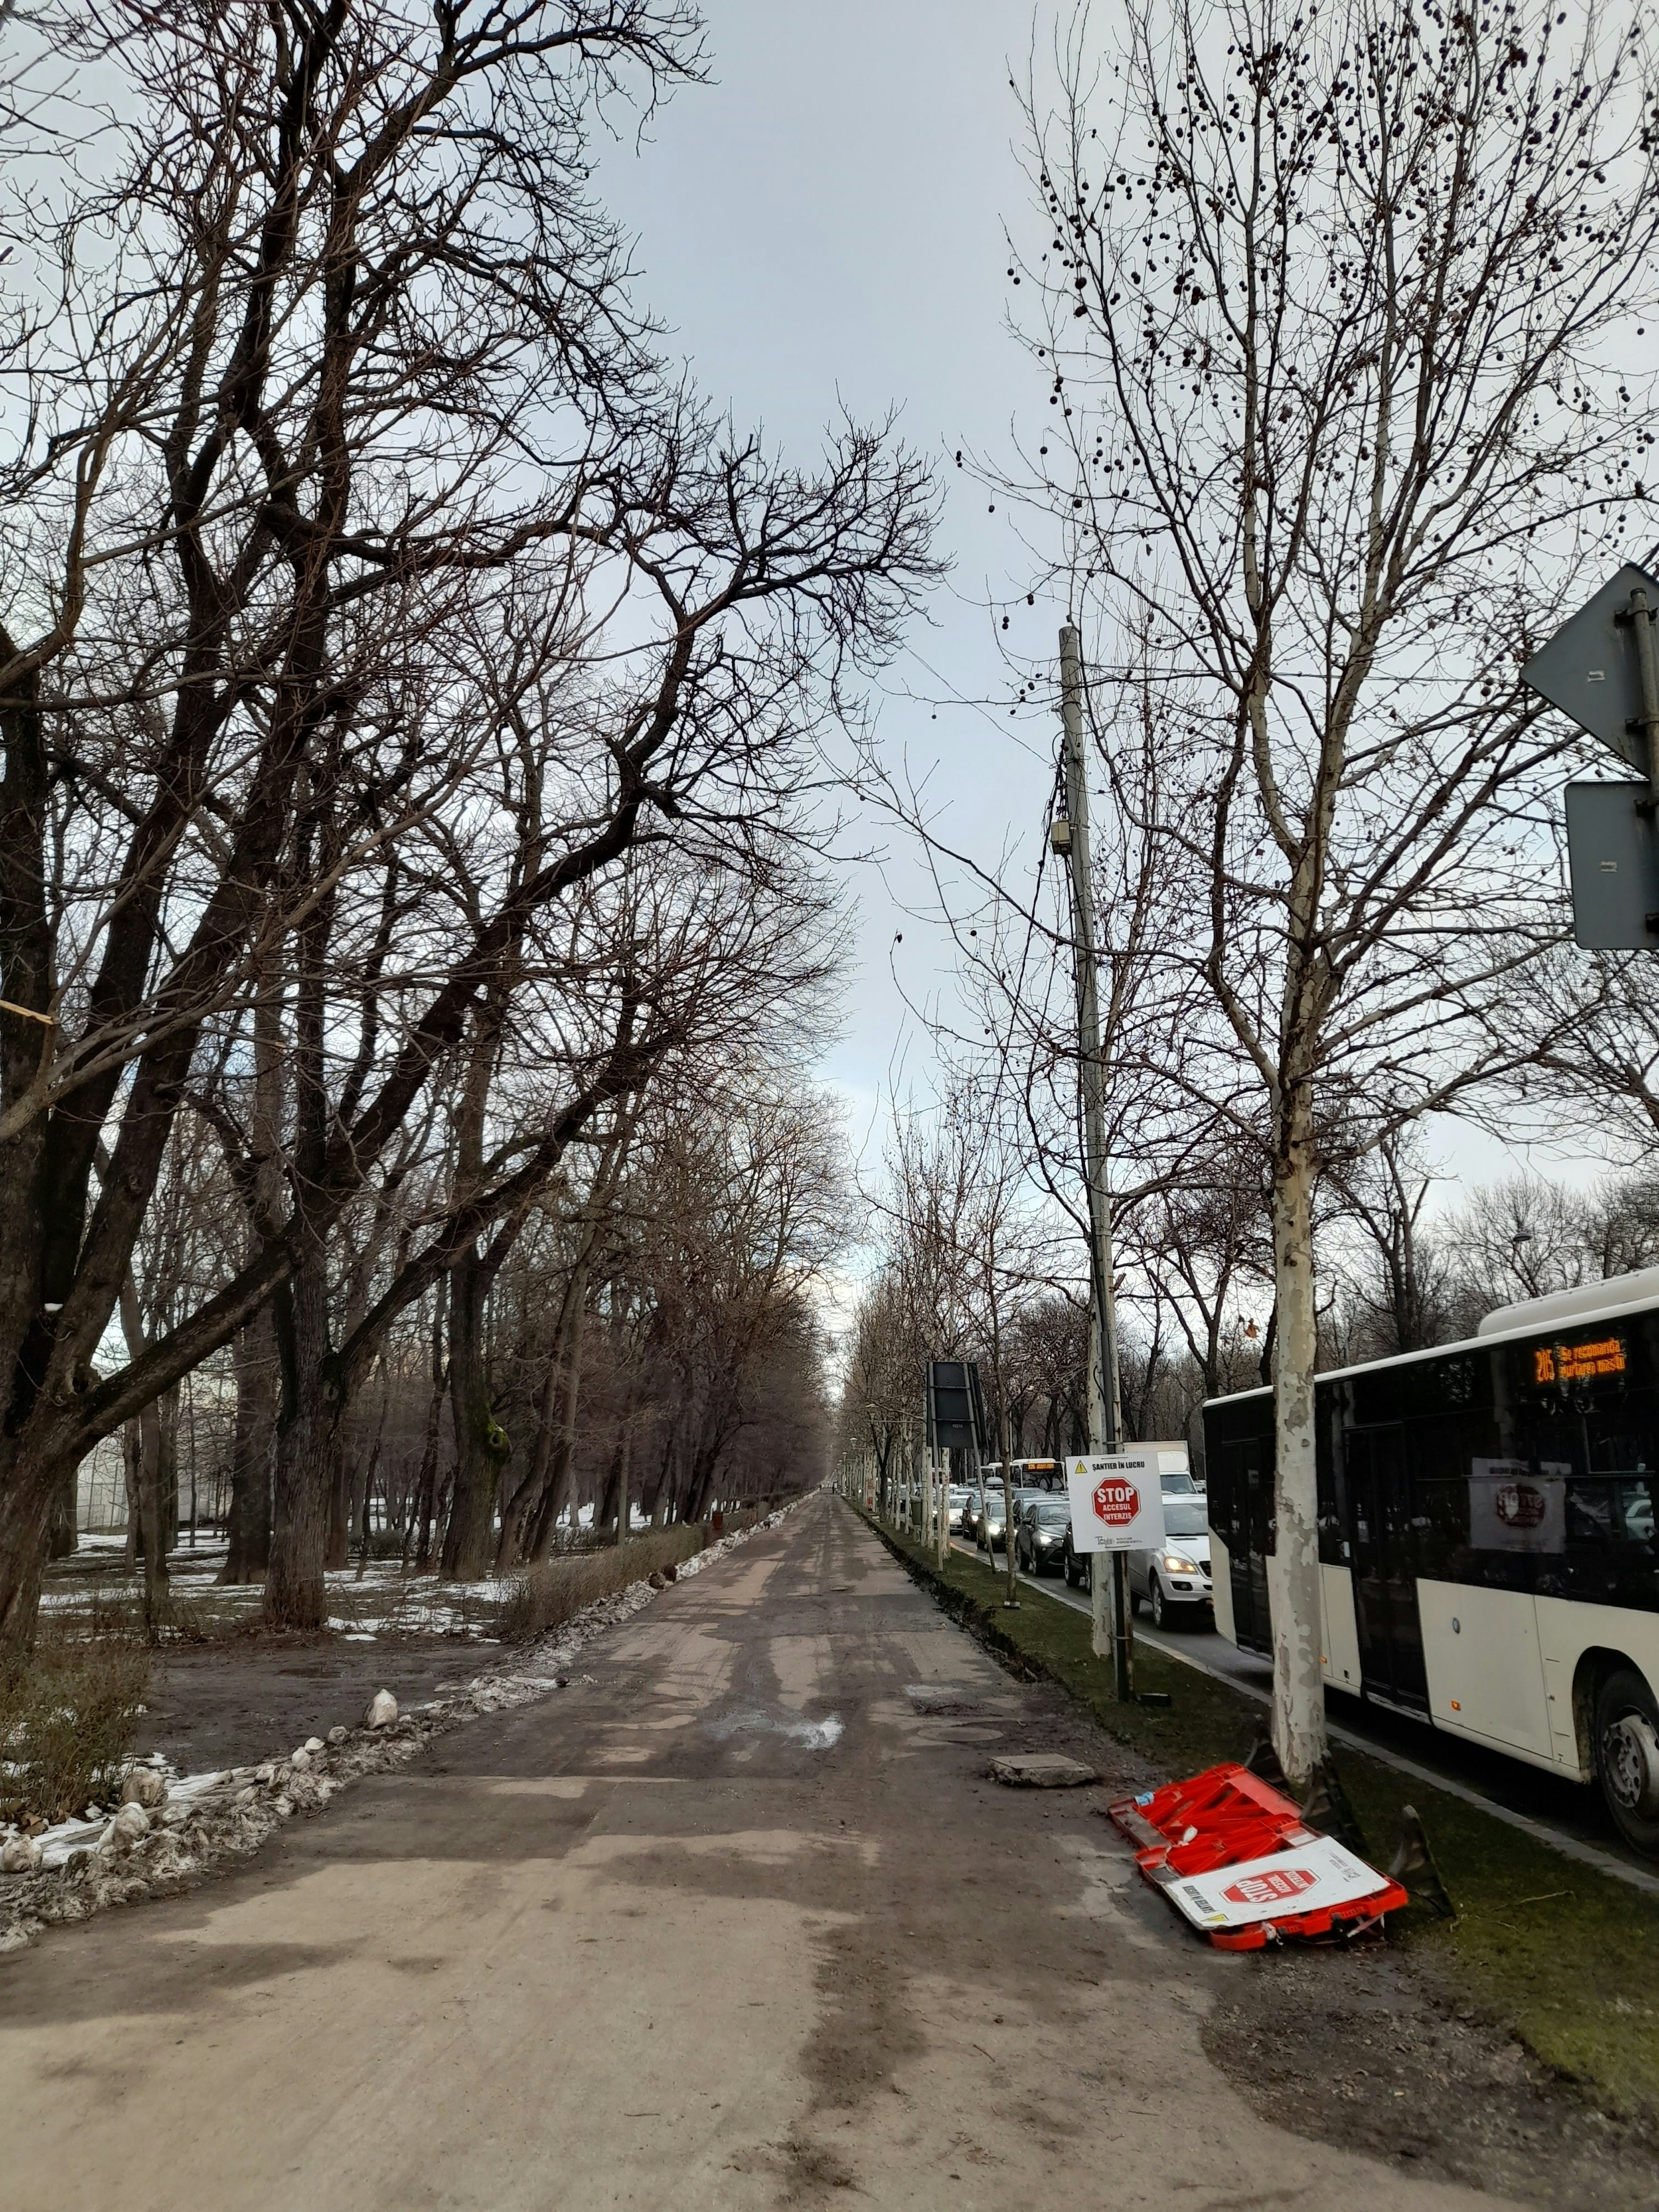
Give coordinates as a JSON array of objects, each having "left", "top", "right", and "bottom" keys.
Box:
[{"left": 1108, "top": 1760, "right": 1409, "bottom": 1950}]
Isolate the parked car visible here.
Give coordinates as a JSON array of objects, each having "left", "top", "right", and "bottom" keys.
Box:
[
  {"left": 1015, "top": 1497, "right": 1072, "bottom": 1576},
  {"left": 1127, "top": 1495, "right": 1214, "bottom": 1627}
]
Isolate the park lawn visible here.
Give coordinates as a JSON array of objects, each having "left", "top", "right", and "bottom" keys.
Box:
[{"left": 867, "top": 1507, "right": 1659, "bottom": 2120}]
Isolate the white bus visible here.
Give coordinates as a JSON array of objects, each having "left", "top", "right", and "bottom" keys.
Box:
[{"left": 1204, "top": 1268, "right": 1659, "bottom": 1856}]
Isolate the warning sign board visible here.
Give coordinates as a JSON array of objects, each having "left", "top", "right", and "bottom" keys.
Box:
[
  {"left": 1161, "top": 1836, "right": 1391, "bottom": 1932},
  {"left": 1065, "top": 1451, "right": 1165, "bottom": 1554}
]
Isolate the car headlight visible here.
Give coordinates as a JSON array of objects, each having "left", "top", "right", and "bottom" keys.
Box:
[{"left": 1162, "top": 1554, "right": 1200, "bottom": 1575}]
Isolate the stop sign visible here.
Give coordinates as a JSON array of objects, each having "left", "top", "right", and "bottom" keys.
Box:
[{"left": 1092, "top": 1477, "right": 1140, "bottom": 1528}]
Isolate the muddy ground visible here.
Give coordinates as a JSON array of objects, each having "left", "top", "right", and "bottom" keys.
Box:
[{"left": 132, "top": 1635, "right": 503, "bottom": 1773}]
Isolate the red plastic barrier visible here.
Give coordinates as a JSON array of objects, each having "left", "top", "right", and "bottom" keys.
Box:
[{"left": 1108, "top": 1761, "right": 1409, "bottom": 1951}]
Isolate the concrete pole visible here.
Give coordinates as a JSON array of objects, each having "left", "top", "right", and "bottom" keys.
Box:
[{"left": 1057, "top": 623, "right": 1132, "bottom": 1700}]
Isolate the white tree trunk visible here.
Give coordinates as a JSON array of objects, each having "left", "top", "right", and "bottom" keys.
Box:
[{"left": 1268, "top": 1114, "right": 1326, "bottom": 1787}]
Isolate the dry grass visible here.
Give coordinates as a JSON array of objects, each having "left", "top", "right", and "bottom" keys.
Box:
[
  {"left": 0, "top": 1628, "right": 151, "bottom": 1828},
  {"left": 499, "top": 1526, "right": 710, "bottom": 1644}
]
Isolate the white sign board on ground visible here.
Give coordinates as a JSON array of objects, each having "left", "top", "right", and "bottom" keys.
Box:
[
  {"left": 1161, "top": 1836, "right": 1390, "bottom": 1932},
  {"left": 1065, "top": 1451, "right": 1166, "bottom": 1554}
]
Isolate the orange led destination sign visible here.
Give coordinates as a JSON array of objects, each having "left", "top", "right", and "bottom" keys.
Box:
[{"left": 1532, "top": 1336, "right": 1627, "bottom": 1386}]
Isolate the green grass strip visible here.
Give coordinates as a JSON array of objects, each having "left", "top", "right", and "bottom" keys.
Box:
[{"left": 860, "top": 1503, "right": 1659, "bottom": 2119}]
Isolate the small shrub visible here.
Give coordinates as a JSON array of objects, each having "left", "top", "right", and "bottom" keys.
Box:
[
  {"left": 0, "top": 1630, "right": 151, "bottom": 1827},
  {"left": 500, "top": 1526, "right": 708, "bottom": 1644}
]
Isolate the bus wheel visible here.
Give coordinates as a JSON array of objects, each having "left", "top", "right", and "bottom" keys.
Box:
[{"left": 1595, "top": 1667, "right": 1659, "bottom": 1856}]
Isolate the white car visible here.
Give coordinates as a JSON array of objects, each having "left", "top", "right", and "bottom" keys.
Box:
[{"left": 1127, "top": 1494, "right": 1214, "bottom": 1629}]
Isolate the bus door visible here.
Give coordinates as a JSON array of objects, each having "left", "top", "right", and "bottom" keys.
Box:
[
  {"left": 1219, "top": 1438, "right": 1272, "bottom": 1655},
  {"left": 1345, "top": 1424, "right": 1429, "bottom": 1711}
]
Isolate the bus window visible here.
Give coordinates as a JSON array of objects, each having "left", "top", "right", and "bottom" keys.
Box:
[{"left": 1559, "top": 1477, "right": 1659, "bottom": 1608}]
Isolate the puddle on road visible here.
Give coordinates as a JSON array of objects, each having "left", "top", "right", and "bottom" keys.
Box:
[{"left": 705, "top": 1707, "right": 845, "bottom": 1750}]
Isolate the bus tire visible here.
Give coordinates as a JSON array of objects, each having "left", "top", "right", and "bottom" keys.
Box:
[{"left": 1594, "top": 1666, "right": 1659, "bottom": 1858}]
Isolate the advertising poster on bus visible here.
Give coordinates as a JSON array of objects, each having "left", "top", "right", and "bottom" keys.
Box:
[
  {"left": 1469, "top": 1459, "right": 1569, "bottom": 1552},
  {"left": 1065, "top": 1450, "right": 1166, "bottom": 1553}
]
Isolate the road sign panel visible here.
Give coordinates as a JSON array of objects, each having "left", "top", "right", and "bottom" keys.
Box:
[
  {"left": 1521, "top": 562, "right": 1659, "bottom": 773},
  {"left": 1161, "top": 1835, "right": 1392, "bottom": 1933},
  {"left": 1564, "top": 781, "right": 1659, "bottom": 948},
  {"left": 1065, "top": 1449, "right": 1165, "bottom": 1552},
  {"left": 925, "top": 1359, "right": 985, "bottom": 1454}
]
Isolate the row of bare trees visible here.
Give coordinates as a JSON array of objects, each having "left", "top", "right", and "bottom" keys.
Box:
[
  {"left": 0, "top": 3, "right": 934, "bottom": 1638},
  {"left": 857, "top": 0, "right": 1659, "bottom": 1780}
]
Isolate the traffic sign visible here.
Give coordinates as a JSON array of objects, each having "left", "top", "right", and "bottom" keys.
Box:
[
  {"left": 925, "top": 1359, "right": 986, "bottom": 1454},
  {"left": 1065, "top": 1449, "right": 1165, "bottom": 1553},
  {"left": 1160, "top": 1834, "right": 1392, "bottom": 1934},
  {"left": 1564, "top": 782, "right": 1659, "bottom": 947},
  {"left": 1521, "top": 562, "right": 1659, "bottom": 775}
]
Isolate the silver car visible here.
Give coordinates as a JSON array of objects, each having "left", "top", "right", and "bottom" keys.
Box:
[{"left": 1127, "top": 1495, "right": 1214, "bottom": 1628}]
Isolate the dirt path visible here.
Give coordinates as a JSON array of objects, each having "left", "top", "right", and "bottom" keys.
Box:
[{"left": 0, "top": 1496, "right": 1638, "bottom": 2209}]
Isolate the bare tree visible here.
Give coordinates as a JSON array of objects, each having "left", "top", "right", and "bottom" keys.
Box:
[
  {"left": 0, "top": 3, "right": 938, "bottom": 1639},
  {"left": 1003, "top": 0, "right": 1659, "bottom": 1779}
]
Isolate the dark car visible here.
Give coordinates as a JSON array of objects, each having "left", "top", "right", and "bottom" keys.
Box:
[
  {"left": 975, "top": 1490, "right": 1009, "bottom": 1551},
  {"left": 1015, "top": 1496, "right": 1072, "bottom": 1576}
]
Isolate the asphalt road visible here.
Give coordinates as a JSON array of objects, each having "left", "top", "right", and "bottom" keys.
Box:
[{"left": 0, "top": 1497, "right": 1589, "bottom": 2210}]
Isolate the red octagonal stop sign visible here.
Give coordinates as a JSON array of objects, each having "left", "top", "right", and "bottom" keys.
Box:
[
  {"left": 1221, "top": 1865, "right": 1319, "bottom": 1908},
  {"left": 1092, "top": 1477, "right": 1140, "bottom": 1528}
]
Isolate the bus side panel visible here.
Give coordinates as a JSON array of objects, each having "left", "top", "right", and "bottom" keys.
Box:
[
  {"left": 1535, "top": 1596, "right": 1659, "bottom": 1780},
  {"left": 1416, "top": 1580, "right": 1554, "bottom": 1760},
  {"left": 1319, "top": 1564, "right": 1361, "bottom": 1691},
  {"left": 1210, "top": 1530, "right": 1236, "bottom": 1645}
]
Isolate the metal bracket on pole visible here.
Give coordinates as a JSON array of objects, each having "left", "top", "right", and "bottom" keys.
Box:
[{"left": 1616, "top": 586, "right": 1659, "bottom": 802}]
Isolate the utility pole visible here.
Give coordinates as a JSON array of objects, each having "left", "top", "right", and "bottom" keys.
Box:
[{"left": 1052, "top": 623, "right": 1132, "bottom": 1700}]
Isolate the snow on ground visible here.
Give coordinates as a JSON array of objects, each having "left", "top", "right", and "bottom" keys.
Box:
[
  {"left": 40, "top": 1553, "right": 521, "bottom": 1640},
  {"left": 3, "top": 1503, "right": 804, "bottom": 1920}
]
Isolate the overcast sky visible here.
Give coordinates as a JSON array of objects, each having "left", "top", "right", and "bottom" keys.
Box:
[
  {"left": 596, "top": 0, "right": 1606, "bottom": 1217},
  {"left": 596, "top": 1, "right": 1053, "bottom": 1166}
]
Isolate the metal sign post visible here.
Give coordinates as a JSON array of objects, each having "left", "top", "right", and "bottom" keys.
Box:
[
  {"left": 1053, "top": 625, "right": 1132, "bottom": 1694},
  {"left": 1065, "top": 1449, "right": 1166, "bottom": 1701},
  {"left": 1523, "top": 561, "right": 1659, "bottom": 948}
]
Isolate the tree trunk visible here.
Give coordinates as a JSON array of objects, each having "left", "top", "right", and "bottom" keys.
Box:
[
  {"left": 442, "top": 1248, "right": 510, "bottom": 1579},
  {"left": 158, "top": 1383, "right": 180, "bottom": 1555},
  {"left": 1267, "top": 1098, "right": 1325, "bottom": 1787},
  {"left": 121, "top": 1422, "right": 140, "bottom": 1569},
  {"left": 614, "top": 1421, "right": 632, "bottom": 1544},
  {"left": 264, "top": 1250, "right": 336, "bottom": 1630},
  {"left": 0, "top": 1437, "right": 55, "bottom": 1641},
  {"left": 47, "top": 1460, "right": 76, "bottom": 1558},
  {"left": 523, "top": 1279, "right": 592, "bottom": 1562},
  {"left": 222, "top": 1312, "right": 276, "bottom": 1583},
  {"left": 325, "top": 1435, "right": 353, "bottom": 1570},
  {"left": 137, "top": 1390, "right": 168, "bottom": 1634},
  {"left": 596, "top": 1429, "right": 624, "bottom": 1543}
]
